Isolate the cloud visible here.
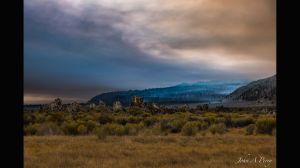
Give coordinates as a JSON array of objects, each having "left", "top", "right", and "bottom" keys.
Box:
[{"left": 24, "top": 0, "right": 276, "bottom": 103}]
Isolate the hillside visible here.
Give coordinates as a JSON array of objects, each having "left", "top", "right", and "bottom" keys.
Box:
[
  {"left": 88, "top": 80, "right": 248, "bottom": 106},
  {"left": 227, "top": 75, "right": 276, "bottom": 102}
]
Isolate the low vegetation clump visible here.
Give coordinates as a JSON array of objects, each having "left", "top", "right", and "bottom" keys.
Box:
[
  {"left": 62, "top": 121, "right": 79, "bottom": 135},
  {"left": 24, "top": 123, "right": 40, "bottom": 135},
  {"left": 208, "top": 123, "right": 227, "bottom": 135},
  {"left": 124, "top": 123, "right": 142, "bottom": 135},
  {"left": 181, "top": 121, "right": 198, "bottom": 136},
  {"left": 256, "top": 118, "right": 276, "bottom": 135},
  {"left": 245, "top": 124, "right": 256, "bottom": 135},
  {"left": 231, "top": 117, "right": 255, "bottom": 127},
  {"left": 77, "top": 124, "right": 88, "bottom": 135},
  {"left": 36, "top": 122, "right": 63, "bottom": 136},
  {"left": 167, "top": 119, "right": 186, "bottom": 133}
]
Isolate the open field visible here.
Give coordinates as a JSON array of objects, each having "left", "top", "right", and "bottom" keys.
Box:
[
  {"left": 24, "top": 131, "right": 276, "bottom": 168},
  {"left": 24, "top": 107, "right": 276, "bottom": 168}
]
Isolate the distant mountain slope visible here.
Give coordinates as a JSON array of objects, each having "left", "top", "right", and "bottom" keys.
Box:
[
  {"left": 227, "top": 75, "right": 276, "bottom": 101},
  {"left": 88, "top": 80, "right": 248, "bottom": 106}
]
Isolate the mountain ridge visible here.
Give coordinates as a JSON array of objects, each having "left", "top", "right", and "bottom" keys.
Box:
[
  {"left": 227, "top": 75, "right": 276, "bottom": 102},
  {"left": 88, "top": 80, "right": 248, "bottom": 106}
]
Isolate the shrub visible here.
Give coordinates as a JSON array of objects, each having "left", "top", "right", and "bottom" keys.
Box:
[
  {"left": 115, "top": 117, "right": 128, "bottom": 125},
  {"left": 99, "top": 124, "right": 126, "bottom": 136},
  {"left": 232, "top": 117, "right": 255, "bottom": 127},
  {"left": 256, "top": 118, "right": 276, "bottom": 135},
  {"left": 168, "top": 120, "right": 186, "bottom": 133},
  {"left": 214, "top": 117, "right": 226, "bottom": 124},
  {"left": 46, "top": 113, "right": 64, "bottom": 124},
  {"left": 158, "top": 119, "right": 169, "bottom": 132},
  {"left": 203, "top": 117, "right": 216, "bottom": 125},
  {"left": 24, "top": 114, "right": 35, "bottom": 125},
  {"left": 62, "top": 121, "right": 78, "bottom": 135},
  {"left": 36, "top": 122, "right": 62, "bottom": 136},
  {"left": 98, "top": 114, "right": 113, "bottom": 124},
  {"left": 198, "top": 121, "right": 209, "bottom": 131},
  {"left": 224, "top": 115, "right": 233, "bottom": 127},
  {"left": 128, "top": 107, "right": 144, "bottom": 116},
  {"left": 77, "top": 124, "right": 88, "bottom": 135},
  {"left": 181, "top": 122, "right": 198, "bottom": 136},
  {"left": 124, "top": 123, "right": 141, "bottom": 135},
  {"left": 24, "top": 123, "right": 40, "bottom": 135},
  {"left": 245, "top": 124, "right": 256, "bottom": 135},
  {"left": 208, "top": 123, "right": 227, "bottom": 135},
  {"left": 184, "top": 114, "right": 192, "bottom": 122},
  {"left": 35, "top": 113, "right": 46, "bottom": 123},
  {"left": 95, "top": 126, "right": 108, "bottom": 139},
  {"left": 143, "top": 117, "right": 158, "bottom": 127},
  {"left": 127, "top": 116, "right": 142, "bottom": 124},
  {"left": 86, "top": 120, "right": 98, "bottom": 133}
]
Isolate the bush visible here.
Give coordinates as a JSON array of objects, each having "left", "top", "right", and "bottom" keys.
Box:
[
  {"left": 198, "top": 121, "right": 209, "bottom": 131},
  {"left": 98, "top": 114, "right": 113, "bottom": 124},
  {"left": 35, "top": 113, "right": 46, "bottom": 123},
  {"left": 24, "top": 114, "right": 35, "bottom": 125},
  {"left": 184, "top": 114, "right": 192, "bottom": 122},
  {"left": 128, "top": 107, "right": 144, "bottom": 116},
  {"left": 115, "top": 117, "right": 128, "bottom": 125},
  {"left": 168, "top": 120, "right": 186, "bottom": 133},
  {"left": 62, "top": 121, "right": 78, "bottom": 135},
  {"left": 36, "top": 122, "right": 62, "bottom": 136},
  {"left": 224, "top": 115, "right": 233, "bottom": 127},
  {"left": 24, "top": 123, "right": 40, "bottom": 135},
  {"left": 232, "top": 117, "right": 255, "bottom": 127},
  {"left": 86, "top": 120, "right": 98, "bottom": 133},
  {"left": 127, "top": 116, "right": 142, "bottom": 124},
  {"left": 143, "top": 117, "right": 158, "bottom": 127},
  {"left": 256, "top": 118, "right": 276, "bottom": 135},
  {"left": 95, "top": 126, "right": 108, "bottom": 139},
  {"left": 203, "top": 117, "right": 216, "bottom": 125},
  {"left": 46, "top": 113, "right": 64, "bottom": 124},
  {"left": 158, "top": 119, "right": 169, "bottom": 132},
  {"left": 181, "top": 122, "right": 198, "bottom": 136},
  {"left": 208, "top": 123, "right": 227, "bottom": 135},
  {"left": 245, "top": 124, "right": 256, "bottom": 135},
  {"left": 77, "top": 124, "right": 88, "bottom": 135},
  {"left": 99, "top": 124, "right": 126, "bottom": 136},
  {"left": 124, "top": 123, "right": 141, "bottom": 135}
]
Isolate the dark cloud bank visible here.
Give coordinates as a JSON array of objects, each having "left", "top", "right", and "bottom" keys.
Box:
[{"left": 24, "top": 0, "right": 276, "bottom": 104}]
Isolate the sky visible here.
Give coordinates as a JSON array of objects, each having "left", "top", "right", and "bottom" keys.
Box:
[{"left": 24, "top": 0, "right": 276, "bottom": 104}]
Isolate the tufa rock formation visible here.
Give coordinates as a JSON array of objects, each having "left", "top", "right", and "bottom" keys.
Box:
[
  {"left": 67, "top": 101, "right": 81, "bottom": 113},
  {"left": 131, "top": 96, "right": 143, "bottom": 107},
  {"left": 113, "top": 101, "right": 123, "bottom": 111},
  {"left": 47, "top": 98, "right": 64, "bottom": 112}
]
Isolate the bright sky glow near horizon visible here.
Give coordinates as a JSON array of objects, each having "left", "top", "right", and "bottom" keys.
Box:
[{"left": 24, "top": 0, "right": 276, "bottom": 104}]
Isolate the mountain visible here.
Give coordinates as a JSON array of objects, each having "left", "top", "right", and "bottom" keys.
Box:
[
  {"left": 88, "top": 80, "right": 248, "bottom": 106},
  {"left": 227, "top": 75, "right": 276, "bottom": 102}
]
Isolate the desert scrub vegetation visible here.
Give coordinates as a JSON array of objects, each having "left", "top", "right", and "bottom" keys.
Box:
[
  {"left": 36, "top": 122, "right": 63, "bottom": 135},
  {"left": 208, "top": 123, "right": 227, "bottom": 135},
  {"left": 181, "top": 121, "right": 198, "bottom": 136},
  {"left": 245, "top": 124, "right": 256, "bottom": 135},
  {"left": 24, "top": 109, "right": 276, "bottom": 136},
  {"left": 256, "top": 117, "right": 276, "bottom": 135}
]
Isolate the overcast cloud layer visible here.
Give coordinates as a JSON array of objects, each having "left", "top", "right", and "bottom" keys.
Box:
[{"left": 24, "top": 0, "right": 276, "bottom": 104}]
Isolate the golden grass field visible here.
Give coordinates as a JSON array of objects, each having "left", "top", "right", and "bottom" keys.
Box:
[{"left": 24, "top": 129, "right": 276, "bottom": 168}]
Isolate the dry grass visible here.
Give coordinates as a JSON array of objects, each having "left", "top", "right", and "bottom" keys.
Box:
[{"left": 24, "top": 130, "right": 276, "bottom": 168}]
